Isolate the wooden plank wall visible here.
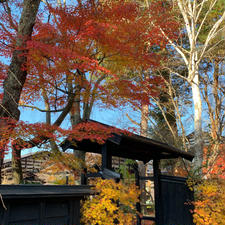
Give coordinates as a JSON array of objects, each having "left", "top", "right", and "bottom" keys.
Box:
[{"left": 1, "top": 152, "right": 49, "bottom": 184}]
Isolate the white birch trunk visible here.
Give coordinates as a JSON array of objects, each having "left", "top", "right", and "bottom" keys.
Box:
[
  {"left": 191, "top": 72, "right": 203, "bottom": 172},
  {"left": 154, "top": 0, "right": 225, "bottom": 175}
]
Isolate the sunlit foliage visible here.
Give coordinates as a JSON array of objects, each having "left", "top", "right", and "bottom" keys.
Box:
[
  {"left": 192, "top": 179, "right": 225, "bottom": 225},
  {"left": 81, "top": 178, "right": 140, "bottom": 225}
]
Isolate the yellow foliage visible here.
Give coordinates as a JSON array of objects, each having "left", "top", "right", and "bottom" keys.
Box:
[
  {"left": 49, "top": 174, "right": 76, "bottom": 185},
  {"left": 81, "top": 178, "right": 140, "bottom": 225},
  {"left": 38, "top": 153, "right": 83, "bottom": 184},
  {"left": 193, "top": 179, "right": 225, "bottom": 225}
]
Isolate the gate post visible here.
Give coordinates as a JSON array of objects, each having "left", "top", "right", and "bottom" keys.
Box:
[
  {"left": 133, "top": 162, "right": 141, "bottom": 225},
  {"left": 101, "top": 144, "right": 112, "bottom": 170},
  {"left": 153, "top": 159, "right": 162, "bottom": 225}
]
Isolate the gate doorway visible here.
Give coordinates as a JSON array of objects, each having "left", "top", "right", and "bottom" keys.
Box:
[
  {"left": 61, "top": 120, "right": 195, "bottom": 225},
  {"left": 138, "top": 173, "right": 194, "bottom": 225}
]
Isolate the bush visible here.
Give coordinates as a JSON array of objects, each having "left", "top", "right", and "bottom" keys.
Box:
[
  {"left": 192, "top": 179, "right": 225, "bottom": 225},
  {"left": 81, "top": 178, "right": 140, "bottom": 225}
]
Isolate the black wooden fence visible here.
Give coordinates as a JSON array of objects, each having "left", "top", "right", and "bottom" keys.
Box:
[
  {"left": 159, "top": 175, "right": 194, "bottom": 225},
  {"left": 0, "top": 177, "right": 194, "bottom": 225},
  {"left": 0, "top": 185, "right": 91, "bottom": 225}
]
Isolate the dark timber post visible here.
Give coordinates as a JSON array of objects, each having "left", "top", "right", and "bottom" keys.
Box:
[
  {"left": 153, "top": 158, "right": 162, "bottom": 225},
  {"left": 81, "top": 168, "right": 87, "bottom": 185},
  {"left": 133, "top": 162, "right": 141, "bottom": 225},
  {"left": 101, "top": 144, "right": 112, "bottom": 170}
]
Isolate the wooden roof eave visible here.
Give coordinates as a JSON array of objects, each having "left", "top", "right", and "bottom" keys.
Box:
[
  {"left": 60, "top": 120, "right": 194, "bottom": 162},
  {"left": 120, "top": 135, "right": 194, "bottom": 161}
]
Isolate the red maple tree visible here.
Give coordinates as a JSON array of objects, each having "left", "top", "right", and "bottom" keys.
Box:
[{"left": 0, "top": 0, "right": 179, "bottom": 182}]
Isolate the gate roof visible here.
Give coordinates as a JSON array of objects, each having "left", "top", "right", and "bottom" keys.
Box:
[{"left": 61, "top": 120, "right": 194, "bottom": 163}]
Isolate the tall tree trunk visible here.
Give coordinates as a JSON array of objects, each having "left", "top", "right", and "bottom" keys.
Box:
[
  {"left": 0, "top": 154, "right": 4, "bottom": 184},
  {"left": 191, "top": 72, "right": 203, "bottom": 173},
  {"left": 139, "top": 104, "right": 149, "bottom": 215},
  {"left": 0, "top": 0, "right": 41, "bottom": 120},
  {"left": 44, "top": 88, "right": 62, "bottom": 156},
  {"left": 12, "top": 146, "right": 23, "bottom": 184},
  {"left": 69, "top": 91, "right": 86, "bottom": 184},
  {"left": 0, "top": 0, "right": 41, "bottom": 184},
  {"left": 212, "top": 59, "right": 220, "bottom": 140},
  {"left": 202, "top": 58, "right": 222, "bottom": 175},
  {"left": 140, "top": 104, "right": 149, "bottom": 136},
  {"left": 70, "top": 93, "right": 86, "bottom": 162}
]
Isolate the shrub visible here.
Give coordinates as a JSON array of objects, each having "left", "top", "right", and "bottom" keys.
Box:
[
  {"left": 81, "top": 178, "right": 140, "bottom": 225},
  {"left": 192, "top": 179, "right": 225, "bottom": 225}
]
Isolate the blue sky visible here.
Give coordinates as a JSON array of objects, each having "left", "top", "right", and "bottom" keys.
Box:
[{"left": 9, "top": 102, "right": 140, "bottom": 159}]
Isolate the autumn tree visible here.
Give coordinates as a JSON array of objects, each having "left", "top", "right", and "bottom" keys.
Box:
[
  {"left": 186, "top": 177, "right": 225, "bottom": 225},
  {"left": 198, "top": 1, "right": 225, "bottom": 175},
  {"left": 151, "top": 0, "right": 225, "bottom": 174},
  {"left": 22, "top": 0, "right": 175, "bottom": 168},
  {"left": 20, "top": 0, "right": 163, "bottom": 163},
  {"left": 0, "top": 0, "right": 41, "bottom": 183},
  {"left": 0, "top": 0, "right": 179, "bottom": 184}
]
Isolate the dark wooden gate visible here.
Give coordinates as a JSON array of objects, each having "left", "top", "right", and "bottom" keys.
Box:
[
  {"left": 159, "top": 175, "right": 194, "bottom": 225},
  {"left": 138, "top": 170, "right": 194, "bottom": 225},
  {"left": 0, "top": 185, "right": 91, "bottom": 225}
]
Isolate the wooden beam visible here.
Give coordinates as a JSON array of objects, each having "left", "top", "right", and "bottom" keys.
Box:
[
  {"left": 142, "top": 216, "right": 155, "bottom": 221},
  {"left": 153, "top": 159, "right": 162, "bottom": 225},
  {"left": 139, "top": 176, "right": 154, "bottom": 181},
  {"left": 133, "top": 162, "right": 141, "bottom": 225},
  {"left": 101, "top": 144, "right": 112, "bottom": 170},
  {"left": 81, "top": 168, "right": 87, "bottom": 185}
]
